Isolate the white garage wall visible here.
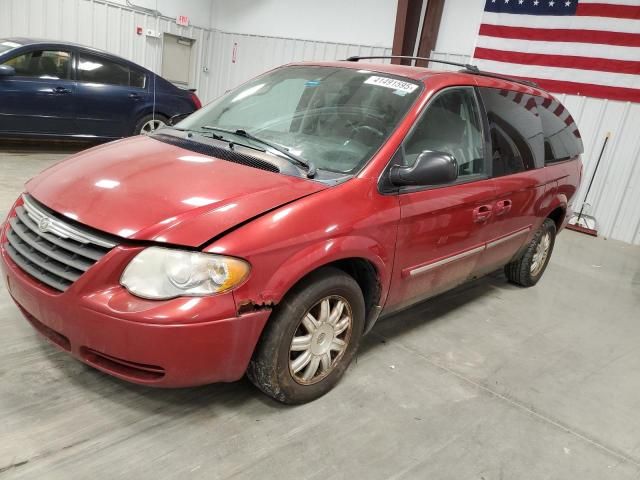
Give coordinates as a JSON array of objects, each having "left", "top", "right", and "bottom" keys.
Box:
[
  {"left": 205, "top": 31, "right": 391, "bottom": 101},
  {"left": 209, "top": 0, "right": 398, "bottom": 47},
  {"left": 107, "top": 0, "right": 213, "bottom": 23},
  {"left": 0, "top": 0, "right": 391, "bottom": 104},
  {"left": 434, "top": 0, "right": 484, "bottom": 56}
]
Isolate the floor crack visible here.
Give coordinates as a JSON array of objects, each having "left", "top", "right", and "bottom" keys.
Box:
[{"left": 0, "top": 437, "right": 92, "bottom": 476}]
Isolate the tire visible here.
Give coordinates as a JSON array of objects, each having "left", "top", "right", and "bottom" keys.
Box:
[
  {"left": 505, "top": 218, "right": 556, "bottom": 287},
  {"left": 247, "top": 267, "right": 365, "bottom": 404},
  {"left": 133, "top": 114, "right": 168, "bottom": 136}
]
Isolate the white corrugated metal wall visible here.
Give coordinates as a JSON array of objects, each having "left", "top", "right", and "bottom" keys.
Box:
[
  {"left": 430, "top": 52, "right": 640, "bottom": 245},
  {"left": 0, "top": 0, "right": 391, "bottom": 104},
  {"left": 1, "top": 0, "right": 638, "bottom": 244},
  {"left": 205, "top": 31, "right": 391, "bottom": 101}
]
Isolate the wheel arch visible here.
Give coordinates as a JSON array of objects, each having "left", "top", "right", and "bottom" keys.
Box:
[
  {"left": 291, "top": 257, "right": 381, "bottom": 320},
  {"left": 135, "top": 108, "right": 171, "bottom": 122},
  {"left": 235, "top": 237, "right": 392, "bottom": 334},
  {"left": 546, "top": 205, "right": 566, "bottom": 231}
]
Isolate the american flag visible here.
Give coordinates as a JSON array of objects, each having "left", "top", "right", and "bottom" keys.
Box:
[{"left": 472, "top": 0, "right": 640, "bottom": 103}]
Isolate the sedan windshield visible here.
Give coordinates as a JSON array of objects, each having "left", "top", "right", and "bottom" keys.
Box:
[{"left": 177, "top": 66, "right": 422, "bottom": 175}]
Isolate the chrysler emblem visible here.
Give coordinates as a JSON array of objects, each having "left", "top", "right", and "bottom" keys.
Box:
[{"left": 38, "top": 217, "right": 51, "bottom": 233}]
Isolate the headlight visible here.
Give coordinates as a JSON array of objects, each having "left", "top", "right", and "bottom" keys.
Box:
[{"left": 121, "top": 247, "right": 250, "bottom": 299}]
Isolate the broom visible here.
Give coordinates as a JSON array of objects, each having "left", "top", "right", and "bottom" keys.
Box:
[{"left": 566, "top": 132, "right": 610, "bottom": 236}]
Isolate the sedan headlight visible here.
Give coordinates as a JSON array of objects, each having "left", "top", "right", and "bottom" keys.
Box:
[{"left": 121, "top": 247, "right": 250, "bottom": 299}]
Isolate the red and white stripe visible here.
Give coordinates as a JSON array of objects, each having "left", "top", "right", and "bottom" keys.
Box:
[{"left": 473, "top": 0, "right": 640, "bottom": 102}]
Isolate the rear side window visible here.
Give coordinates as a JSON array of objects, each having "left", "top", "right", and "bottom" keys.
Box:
[
  {"left": 2, "top": 50, "right": 71, "bottom": 80},
  {"left": 78, "top": 53, "right": 145, "bottom": 88},
  {"left": 130, "top": 68, "right": 147, "bottom": 88},
  {"left": 479, "top": 87, "right": 544, "bottom": 175},
  {"left": 537, "top": 97, "right": 584, "bottom": 163}
]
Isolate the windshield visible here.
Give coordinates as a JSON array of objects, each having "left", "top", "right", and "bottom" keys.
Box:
[
  {"left": 0, "top": 39, "right": 22, "bottom": 55},
  {"left": 178, "top": 66, "right": 422, "bottom": 175}
]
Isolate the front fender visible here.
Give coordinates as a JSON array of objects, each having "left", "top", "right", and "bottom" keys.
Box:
[
  {"left": 234, "top": 234, "right": 392, "bottom": 308},
  {"left": 205, "top": 177, "right": 400, "bottom": 314}
]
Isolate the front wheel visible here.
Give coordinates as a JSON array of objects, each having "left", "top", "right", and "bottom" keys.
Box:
[
  {"left": 134, "top": 114, "right": 168, "bottom": 136},
  {"left": 247, "top": 267, "right": 365, "bottom": 404},
  {"left": 505, "top": 218, "right": 556, "bottom": 287}
]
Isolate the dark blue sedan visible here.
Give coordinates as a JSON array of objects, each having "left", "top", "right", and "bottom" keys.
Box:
[{"left": 0, "top": 38, "right": 201, "bottom": 140}]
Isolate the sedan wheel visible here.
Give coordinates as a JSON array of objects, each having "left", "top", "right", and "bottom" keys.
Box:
[
  {"left": 139, "top": 118, "right": 166, "bottom": 135},
  {"left": 289, "top": 295, "right": 353, "bottom": 385}
]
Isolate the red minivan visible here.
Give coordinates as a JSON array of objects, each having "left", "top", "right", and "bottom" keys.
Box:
[{"left": 0, "top": 58, "right": 582, "bottom": 403}]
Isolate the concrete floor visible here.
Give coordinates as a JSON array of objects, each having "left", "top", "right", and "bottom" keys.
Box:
[{"left": 1, "top": 145, "right": 639, "bottom": 480}]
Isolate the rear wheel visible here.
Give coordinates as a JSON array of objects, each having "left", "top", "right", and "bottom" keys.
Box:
[
  {"left": 247, "top": 267, "right": 365, "bottom": 404},
  {"left": 505, "top": 218, "right": 556, "bottom": 287},
  {"left": 134, "top": 114, "right": 168, "bottom": 135}
]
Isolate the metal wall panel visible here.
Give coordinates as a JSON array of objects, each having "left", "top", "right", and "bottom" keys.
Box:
[
  {"left": 202, "top": 31, "right": 391, "bottom": 101},
  {"left": 428, "top": 51, "right": 640, "bottom": 245}
]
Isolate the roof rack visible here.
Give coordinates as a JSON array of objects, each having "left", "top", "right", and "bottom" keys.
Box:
[
  {"left": 344, "top": 55, "right": 540, "bottom": 89},
  {"left": 345, "top": 55, "right": 479, "bottom": 73},
  {"left": 466, "top": 69, "right": 540, "bottom": 88}
]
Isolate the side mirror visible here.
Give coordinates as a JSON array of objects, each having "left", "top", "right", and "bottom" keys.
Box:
[
  {"left": 390, "top": 150, "right": 458, "bottom": 187},
  {"left": 0, "top": 65, "right": 16, "bottom": 77},
  {"left": 169, "top": 112, "right": 190, "bottom": 126}
]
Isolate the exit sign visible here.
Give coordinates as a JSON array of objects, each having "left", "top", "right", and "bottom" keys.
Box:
[{"left": 176, "top": 15, "right": 189, "bottom": 27}]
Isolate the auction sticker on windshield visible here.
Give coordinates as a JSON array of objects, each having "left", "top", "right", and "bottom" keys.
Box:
[{"left": 364, "top": 76, "right": 418, "bottom": 94}]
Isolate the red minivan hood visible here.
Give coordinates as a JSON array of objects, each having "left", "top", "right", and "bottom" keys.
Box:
[{"left": 26, "top": 136, "right": 327, "bottom": 247}]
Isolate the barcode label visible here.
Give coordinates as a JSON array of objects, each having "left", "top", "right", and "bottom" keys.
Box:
[{"left": 364, "top": 76, "right": 419, "bottom": 94}]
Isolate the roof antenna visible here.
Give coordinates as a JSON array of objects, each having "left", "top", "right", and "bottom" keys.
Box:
[
  {"left": 152, "top": 68, "right": 156, "bottom": 128},
  {"left": 151, "top": 0, "right": 158, "bottom": 130}
]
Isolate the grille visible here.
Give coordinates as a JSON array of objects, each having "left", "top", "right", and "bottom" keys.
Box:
[
  {"left": 151, "top": 133, "right": 280, "bottom": 174},
  {"left": 3, "top": 194, "right": 117, "bottom": 292}
]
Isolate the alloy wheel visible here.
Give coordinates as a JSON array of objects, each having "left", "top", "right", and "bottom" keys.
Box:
[
  {"left": 530, "top": 232, "right": 551, "bottom": 276},
  {"left": 289, "top": 295, "right": 353, "bottom": 385},
  {"left": 140, "top": 119, "right": 166, "bottom": 135}
]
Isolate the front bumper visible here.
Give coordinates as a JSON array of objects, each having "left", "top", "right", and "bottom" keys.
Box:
[{"left": 1, "top": 222, "right": 270, "bottom": 388}]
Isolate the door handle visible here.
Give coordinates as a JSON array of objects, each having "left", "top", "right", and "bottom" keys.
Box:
[
  {"left": 53, "top": 86, "right": 71, "bottom": 94},
  {"left": 129, "top": 93, "right": 141, "bottom": 100},
  {"left": 495, "top": 199, "right": 513, "bottom": 216},
  {"left": 473, "top": 205, "right": 493, "bottom": 223}
]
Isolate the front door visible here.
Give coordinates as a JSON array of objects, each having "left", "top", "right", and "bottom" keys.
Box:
[
  {"left": 0, "top": 48, "right": 76, "bottom": 135},
  {"left": 385, "top": 87, "right": 496, "bottom": 312}
]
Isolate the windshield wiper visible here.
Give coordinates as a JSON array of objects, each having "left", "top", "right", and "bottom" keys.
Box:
[
  {"left": 202, "top": 126, "right": 317, "bottom": 178},
  {"left": 172, "top": 126, "right": 227, "bottom": 141}
]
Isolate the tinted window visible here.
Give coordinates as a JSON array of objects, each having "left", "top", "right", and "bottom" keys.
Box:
[
  {"left": 479, "top": 87, "right": 543, "bottom": 175},
  {"left": 2, "top": 50, "right": 70, "bottom": 79},
  {"left": 537, "top": 97, "right": 584, "bottom": 163},
  {"left": 78, "top": 53, "right": 139, "bottom": 87},
  {"left": 404, "top": 87, "right": 485, "bottom": 178},
  {"left": 130, "top": 68, "right": 147, "bottom": 88},
  {"left": 489, "top": 120, "right": 526, "bottom": 177}
]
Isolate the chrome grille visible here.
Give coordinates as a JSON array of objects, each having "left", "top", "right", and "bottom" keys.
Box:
[{"left": 3, "top": 194, "right": 117, "bottom": 292}]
